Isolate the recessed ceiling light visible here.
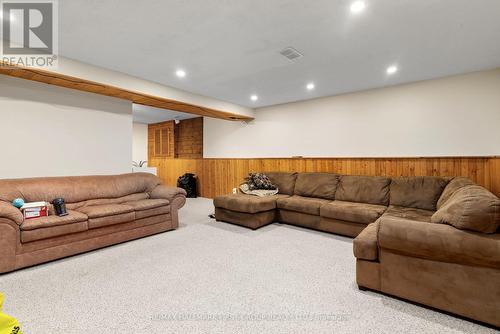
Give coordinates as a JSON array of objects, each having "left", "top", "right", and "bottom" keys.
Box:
[
  {"left": 250, "top": 95, "right": 258, "bottom": 102},
  {"left": 306, "top": 83, "right": 315, "bottom": 91},
  {"left": 386, "top": 65, "right": 398, "bottom": 75},
  {"left": 175, "top": 69, "right": 186, "bottom": 78},
  {"left": 350, "top": 1, "right": 366, "bottom": 14}
]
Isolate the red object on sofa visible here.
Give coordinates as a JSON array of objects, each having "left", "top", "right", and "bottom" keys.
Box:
[{"left": 21, "top": 202, "right": 49, "bottom": 220}]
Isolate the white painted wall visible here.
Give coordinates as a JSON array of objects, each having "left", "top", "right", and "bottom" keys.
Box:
[
  {"left": 0, "top": 76, "right": 133, "bottom": 178},
  {"left": 132, "top": 122, "right": 148, "bottom": 164},
  {"left": 204, "top": 69, "right": 500, "bottom": 158}
]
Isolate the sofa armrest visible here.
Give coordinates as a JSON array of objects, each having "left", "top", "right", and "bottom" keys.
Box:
[
  {"left": 0, "top": 201, "right": 23, "bottom": 225},
  {"left": 150, "top": 185, "right": 187, "bottom": 202},
  {"left": 378, "top": 216, "right": 500, "bottom": 269},
  {"left": 0, "top": 218, "right": 19, "bottom": 273},
  {"left": 353, "top": 221, "right": 379, "bottom": 261},
  {"left": 150, "top": 185, "right": 186, "bottom": 229}
]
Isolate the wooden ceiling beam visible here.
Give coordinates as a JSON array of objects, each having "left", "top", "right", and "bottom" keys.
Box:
[{"left": 0, "top": 63, "right": 253, "bottom": 121}]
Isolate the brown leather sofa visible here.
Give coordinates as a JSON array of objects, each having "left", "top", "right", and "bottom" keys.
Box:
[
  {"left": 214, "top": 172, "right": 500, "bottom": 326},
  {"left": 0, "top": 173, "right": 186, "bottom": 274}
]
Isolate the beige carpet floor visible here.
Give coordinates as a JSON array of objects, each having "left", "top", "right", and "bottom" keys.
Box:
[{"left": 0, "top": 198, "right": 496, "bottom": 333}]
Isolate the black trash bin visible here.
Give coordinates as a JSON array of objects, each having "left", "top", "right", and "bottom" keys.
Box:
[{"left": 177, "top": 173, "right": 198, "bottom": 198}]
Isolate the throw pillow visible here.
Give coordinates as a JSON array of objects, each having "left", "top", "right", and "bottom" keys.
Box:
[{"left": 431, "top": 185, "right": 500, "bottom": 234}]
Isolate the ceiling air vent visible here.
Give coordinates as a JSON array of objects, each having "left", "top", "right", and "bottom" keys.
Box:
[{"left": 280, "top": 47, "right": 303, "bottom": 62}]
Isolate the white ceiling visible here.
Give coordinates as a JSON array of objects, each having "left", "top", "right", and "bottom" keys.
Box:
[
  {"left": 59, "top": 0, "right": 500, "bottom": 108},
  {"left": 133, "top": 104, "right": 197, "bottom": 124}
]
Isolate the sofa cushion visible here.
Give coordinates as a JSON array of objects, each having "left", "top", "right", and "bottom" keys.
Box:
[
  {"left": 319, "top": 217, "right": 366, "bottom": 237},
  {"left": 277, "top": 210, "right": 321, "bottom": 227},
  {"left": 336, "top": 175, "right": 391, "bottom": 205},
  {"left": 266, "top": 172, "right": 298, "bottom": 195},
  {"left": 124, "top": 199, "right": 170, "bottom": 220},
  {"left": 76, "top": 204, "right": 134, "bottom": 219},
  {"left": 21, "top": 217, "right": 88, "bottom": 243},
  {"left": 378, "top": 216, "right": 500, "bottom": 269},
  {"left": 320, "top": 201, "right": 386, "bottom": 224},
  {"left": 214, "top": 194, "right": 288, "bottom": 214},
  {"left": 353, "top": 221, "right": 379, "bottom": 261},
  {"left": 21, "top": 210, "right": 88, "bottom": 231},
  {"left": 67, "top": 193, "right": 150, "bottom": 211},
  {"left": 437, "top": 177, "right": 475, "bottom": 209},
  {"left": 390, "top": 176, "right": 449, "bottom": 211},
  {"left": 432, "top": 185, "right": 500, "bottom": 234},
  {"left": 277, "top": 195, "right": 331, "bottom": 215},
  {"left": 21, "top": 222, "right": 88, "bottom": 243},
  {"left": 136, "top": 206, "right": 170, "bottom": 220},
  {"left": 124, "top": 199, "right": 169, "bottom": 211},
  {"left": 76, "top": 204, "right": 135, "bottom": 229},
  {"left": 88, "top": 212, "right": 136, "bottom": 229},
  {"left": 294, "top": 173, "right": 339, "bottom": 200},
  {"left": 383, "top": 205, "right": 434, "bottom": 223}
]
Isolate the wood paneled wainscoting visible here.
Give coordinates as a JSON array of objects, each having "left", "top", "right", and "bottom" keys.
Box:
[{"left": 149, "top": 157, "right": 500, "bottom": 199}]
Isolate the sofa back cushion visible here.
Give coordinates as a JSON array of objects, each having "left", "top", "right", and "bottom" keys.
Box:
[
  {"left": 265, "top": 172, "right": 298, "bottom": 195},
  {"left": 437, "top": 177, "right": 475, "bottom": 209},
  {"left": 0, "top": 173, "right": 160, "bottom": 204},
  {"left": 431, "top": 185, "right": 500, "bottom": 234},
  {"left": 390, "top": 176, "right": 449, "bottom": 211},
  {"left": 336, "top": 175, "right": 391, "bottom": 205},
  {"left": 294, "top": 173, "right": 339, "bottom": 200},
  {"left": 66, "top": 193, "right": 150, "bottom": 210}
]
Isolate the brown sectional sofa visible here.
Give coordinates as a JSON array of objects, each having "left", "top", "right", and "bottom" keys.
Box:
[
  {"left": 215, "top": 172, "right": 400, "bottom": 236},
  {"left": 214, "top": 172, "right": 500, "bottom": 327},
  {"left": 0, "top": 173, "right": 186, "bottom": 274}
]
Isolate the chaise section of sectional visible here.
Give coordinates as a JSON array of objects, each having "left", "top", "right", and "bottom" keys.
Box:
[
  {"left": 213, "top": 172, "right": 298, "bottom": 230},
  {"left": 214, "top": 194, "right": 289, "bottom": 229}
]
